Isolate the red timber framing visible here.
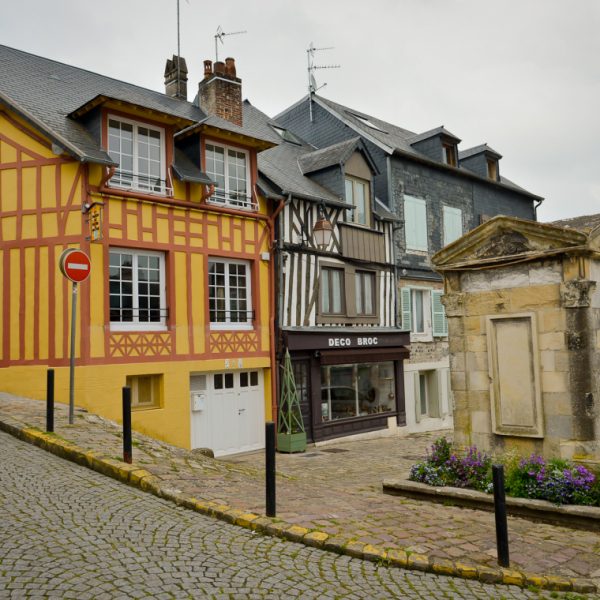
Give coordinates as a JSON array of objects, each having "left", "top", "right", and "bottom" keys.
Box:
[{"left": 0, "top": 109, "right": 272, "bottom": 368}]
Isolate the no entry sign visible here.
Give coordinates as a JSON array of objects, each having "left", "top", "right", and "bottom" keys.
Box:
[{"left": 59, "top": 248, "right": 91, "bottom": 283}]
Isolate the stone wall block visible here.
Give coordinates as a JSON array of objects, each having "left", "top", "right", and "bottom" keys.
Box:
[
  {"left": 541, "top": 371, "right": 568, "bottom": 393},
  {"left": 540, "top": 350, "right": 556, "bottom": 372},
  {"left": 538, "top": 309, "right": 567, "bottom": 333},
  {"left": 471, "top": 410, "right": 491, "bottom": 434},
  {"left": 465, "top": 292, "right": 509, "bottom": 316},
  {"left": 466, "top": 351, "right": 488, "bottom": 372},
  {"left": 509, "top": 285, "right": 560, "bottom": 311},
  {"left": 467, "top": 370, "right": 489, "bottom": 391},
  {"left": 538, "top": 331, "right": 566, "bottom": 351}
]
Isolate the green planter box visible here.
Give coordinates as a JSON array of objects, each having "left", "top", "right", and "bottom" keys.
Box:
[{"left": 277, "top": 431, "right": 307, "bottom": 453}]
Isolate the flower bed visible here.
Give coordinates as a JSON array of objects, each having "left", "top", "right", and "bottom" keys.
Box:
[{"left": 409, "top": 437, "right": 600, "bottom": 507}]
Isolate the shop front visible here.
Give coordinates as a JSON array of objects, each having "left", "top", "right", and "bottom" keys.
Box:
[{"left": 283, "top": 330, "right": 410, "bottom": 442}]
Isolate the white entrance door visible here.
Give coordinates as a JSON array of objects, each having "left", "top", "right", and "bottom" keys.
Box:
[{"left": 190, "top": 370, "right": 265, "bottom": 457}]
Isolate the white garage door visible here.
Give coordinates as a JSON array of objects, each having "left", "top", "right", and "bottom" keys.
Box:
[{"left": 190, "top": 370, "right": 265, "bottom": 457}]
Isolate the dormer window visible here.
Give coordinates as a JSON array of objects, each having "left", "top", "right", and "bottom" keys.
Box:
[
  {"left": 205, "top": 142, "right": 255, "bottom": 210},
  {"left": 344, "top": 176, "right": 370, "bottom": 226},
  {"left": 487, "top": 158, "right": 498, "bottom": 180},
  {"left": 108, "top": 116, "right": 168, "bottom": 195},
  {"left": 442, "top": 143, "right": 457, "bottom": 167}
]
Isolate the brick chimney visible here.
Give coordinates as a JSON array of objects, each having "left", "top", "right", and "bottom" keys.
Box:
[
  {"left": 164, "top": 55, "right": 188, "bottom": 100},
  {"left": 198, "top": 58, "right": 242, "bottom": 126}
]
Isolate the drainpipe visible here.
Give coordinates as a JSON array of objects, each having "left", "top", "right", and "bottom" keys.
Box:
[
  {"left": 533, "top": 197, "right": 544, "bottom": 221},
  {"left": 268, "top": 194, "right": 286, "bottom": 424}
]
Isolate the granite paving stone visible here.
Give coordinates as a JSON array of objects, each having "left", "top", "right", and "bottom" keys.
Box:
[{"left": 0, "top": 392, "right": 599, "bottom": 596}]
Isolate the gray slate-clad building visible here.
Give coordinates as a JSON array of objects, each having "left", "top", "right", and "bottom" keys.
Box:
[
  {"left": 275, "top": 94, "right": 543, "bottom": 433},
  {"left": 246, "top": 102, "right": 410, "bottom": 442}
]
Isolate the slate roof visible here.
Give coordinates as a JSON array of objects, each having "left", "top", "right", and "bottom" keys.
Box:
[
  {"left": 301, "top": 95, "right": 540, "bottom": 199},
  {"left": 247, "top": 104, "right": 348, "bottom": 206},
  {"left": 298, "top": 138, "right": 362, "bottom": 174},
  {"left": 0, "top": 45, "right": 276, "bottom": 166},
  {"left": 459, "top": 143, "right": 502, "bottom": 160},
  {"left": 408, "top": 125, "right": 461, "bottom": 145},
  {"left": 550, "top": 213, "right": 600, "bottom": 233},
  {"left": 171, "top": 148, "right": 212, "bottom": 184},
  {"left": 0, "top": 45, "right": 208, "bottom": 164}
]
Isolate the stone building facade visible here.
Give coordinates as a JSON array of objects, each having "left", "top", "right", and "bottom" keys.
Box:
[{"left": 432, "top": 215, "right": 600, "bottom": 461}]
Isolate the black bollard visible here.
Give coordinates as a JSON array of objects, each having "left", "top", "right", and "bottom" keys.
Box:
[
  {"left": 122, "top": 386, "right": 132, "bottom": 464},
  {"left": 265, "top": 421, "right": 276, "bottom": 517},
  {"left": 46, "top": 369, "right": 55, "bottom": 433},
  {"left": 492, "top": 464, "right": 510, "bottom": 567}
]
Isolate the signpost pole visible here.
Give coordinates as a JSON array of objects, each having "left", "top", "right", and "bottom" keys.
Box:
[{"left": 68, "top": 282, "right": 78, "bottom": 425}]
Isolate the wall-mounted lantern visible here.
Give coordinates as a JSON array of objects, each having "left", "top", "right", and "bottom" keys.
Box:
[{"left": 312, "top": 206, "right": 333, "bottom": 249}]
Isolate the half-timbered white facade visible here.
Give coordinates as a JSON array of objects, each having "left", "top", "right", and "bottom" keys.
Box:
[{"left": 252, "top": 121, "right": 409, "bottom": 442}]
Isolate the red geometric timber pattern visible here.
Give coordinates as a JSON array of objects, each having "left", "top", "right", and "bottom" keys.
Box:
[
  {"left": 108, "top": 332, "right": 173, "bottom": 358},
  {"left": 209, "top": 331, "right": 259, "bottom": 354}
]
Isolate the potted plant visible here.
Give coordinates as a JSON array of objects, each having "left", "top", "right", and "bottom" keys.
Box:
[{"left": 277, "top": 348, "right": 307, "bottom": 453}]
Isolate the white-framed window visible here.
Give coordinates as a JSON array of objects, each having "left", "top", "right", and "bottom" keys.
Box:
[
  {"left": 400, "top": 287, "right": 447, "bottom": 339},
  {"left": 107, "top": 116, "right": 168, "bottom": 195},
  {"left": 321, "top": 267, "right": 345, "bottom": 315},
  {"left": 345, "top": 177, "right": 370, "bottom": 226},
  {"left": 205, "top": 143, "right": 254, "bottom": 210},
  {"left": 404, "top": 195, "right": 428, "bottom": 252},
  {"left": 355, "top": 271, "right": 375, "bottom": 316},
  {"left": 443, "top": 206, "right": 463, "bottom": 246},
  {"left": 109, "top": 249, "right": 167, "bottom": 331},
  {"left": 208, "top": 259, "right": 253, "bottom": 329},
  {"left": 126, "top": 374, "right": 163, "bottom": 410},
  {"left": 414, "top": 370, "right": 441, "bottom": 421}
]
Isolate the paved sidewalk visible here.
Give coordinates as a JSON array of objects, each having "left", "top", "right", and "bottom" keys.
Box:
[{"left": 1, "top": 392, "right": 599, "bottom": 595}]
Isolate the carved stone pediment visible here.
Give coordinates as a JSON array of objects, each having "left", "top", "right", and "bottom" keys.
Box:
[
  {"left": 432, "top": 216, "right": 588, "bottom": 272},
  {"left": 474, "top": 230, "right": 531, "bottom": 259}
]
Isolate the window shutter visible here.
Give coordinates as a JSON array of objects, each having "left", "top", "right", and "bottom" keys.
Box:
[
  {"left": 404, "top": 196, "right": 428, "bottom": 251},
  {"left": 400, "top": 287, "right": 412, "bottom": 331},
  {"left": 413, "top": 372, "right": 421, "bottom": 423},
  {"left": 431, "top": 290, "right": 447, "bottom": 337},
  {"left": 443, "top": 206, "right": 463, "bottom": 246}
]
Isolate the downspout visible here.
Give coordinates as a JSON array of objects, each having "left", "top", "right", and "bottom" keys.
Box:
[
  {"left": 533, "top": 197, "right": 544, "bottom": 221},
  {"left": 268, "top": 194, "right": 286, "bottom": 424}
]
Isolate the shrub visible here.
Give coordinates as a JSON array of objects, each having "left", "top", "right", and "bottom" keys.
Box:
[{"left": 410, "top": 439, "right": 600, "bottom": 506}]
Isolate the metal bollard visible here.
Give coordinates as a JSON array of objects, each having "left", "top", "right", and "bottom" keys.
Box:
[
  {"left": 46, "top": 369, "right": 55, "bottom": 433},
  {"left": 492, "top": 464, "right": 510, "bottom": 567},
  {"left": 122, "top": 386, "right": 132, "bottom": 464},
  {"left": 265, "top": 421, "right": 276, "bottom": 517}
]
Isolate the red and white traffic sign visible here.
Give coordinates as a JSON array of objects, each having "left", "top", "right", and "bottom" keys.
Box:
[{"left": 59, "top": 248, "right": 91, "bottom": 283}]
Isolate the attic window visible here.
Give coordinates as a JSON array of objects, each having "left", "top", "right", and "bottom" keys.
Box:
[
  {"left": 347, "top": 112, "right": 387, "bottom": 133},
  {"left": 487, "top": 159, "right": 498, "bottom": 180},
  {"left": 442, "top": 144, "right": 457, "bottom": 167},
  {"left": 271, "top": 125, "right": 303, "bottom": 145}
]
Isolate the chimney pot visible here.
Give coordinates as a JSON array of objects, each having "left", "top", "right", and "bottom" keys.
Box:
[
  {"left": 198, "top": 57, "right": 243, "bottom": 126},
  {"left": 224, "top": 57, "right": 236, "bottom": 78}
]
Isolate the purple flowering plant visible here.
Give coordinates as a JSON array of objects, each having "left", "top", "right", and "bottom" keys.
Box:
[{"left": 410, "top": 438, "right": 600, "bottom": 506}]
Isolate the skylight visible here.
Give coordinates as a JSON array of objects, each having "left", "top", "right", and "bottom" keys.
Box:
[{"left": 347, "top": 112, "right": 387, "bottom": 133}]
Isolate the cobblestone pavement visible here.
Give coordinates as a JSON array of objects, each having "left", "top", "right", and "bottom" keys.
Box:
[
  {"left": 1, "top": 393, "right": 599, "bottom": 594},
  {"left": 0, "top": 431, "right": 582, "bottom": 599}
]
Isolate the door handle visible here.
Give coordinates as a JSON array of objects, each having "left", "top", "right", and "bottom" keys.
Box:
[{"left": 238, "top": 408, "right": 246, "bottom": 415}]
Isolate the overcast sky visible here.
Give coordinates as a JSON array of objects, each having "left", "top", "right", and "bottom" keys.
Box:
[{"left": 2, "top": 0, "right": 599, "bottom": 222}]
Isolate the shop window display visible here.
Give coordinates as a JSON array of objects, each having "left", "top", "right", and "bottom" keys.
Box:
[{"left": 320, "top": 362, "right": 395, "bottom": 421}]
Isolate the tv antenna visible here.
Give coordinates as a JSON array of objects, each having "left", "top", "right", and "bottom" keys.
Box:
[
  {"left": 215, "top": 25, "right": 247, "bottom": 62},
  {"left": 307, "top": 42, "right": 340, "bottom": 121}
]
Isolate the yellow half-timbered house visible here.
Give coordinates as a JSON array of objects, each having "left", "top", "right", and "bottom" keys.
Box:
[{"left": 0, "top": 45, "right": 280, "bottom": 455}]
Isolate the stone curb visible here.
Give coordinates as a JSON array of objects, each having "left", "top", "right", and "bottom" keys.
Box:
[
  {"left": 383, "top": 478, "right": 600, "bottom": 531},
  {"left": 0, "top": 417, "right": 596, "bottom": 595}
]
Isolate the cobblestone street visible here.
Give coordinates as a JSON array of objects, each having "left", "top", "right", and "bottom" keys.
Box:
[{"left": 0, "top": 430, "right": 577, "bottom": 599}]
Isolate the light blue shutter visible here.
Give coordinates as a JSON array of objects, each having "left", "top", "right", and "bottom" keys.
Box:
[
  {"left": 404, "top": 196, "right": 427, "bottom": 251},
  {"left": 443, "top": 206, "right": 462, "bottom": 246},
  {"left": 431, "top": 290, "right": 448, "bottom": 336},
  {"left": 400, "top": 287, "right": 412, "bottom": 331}
]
